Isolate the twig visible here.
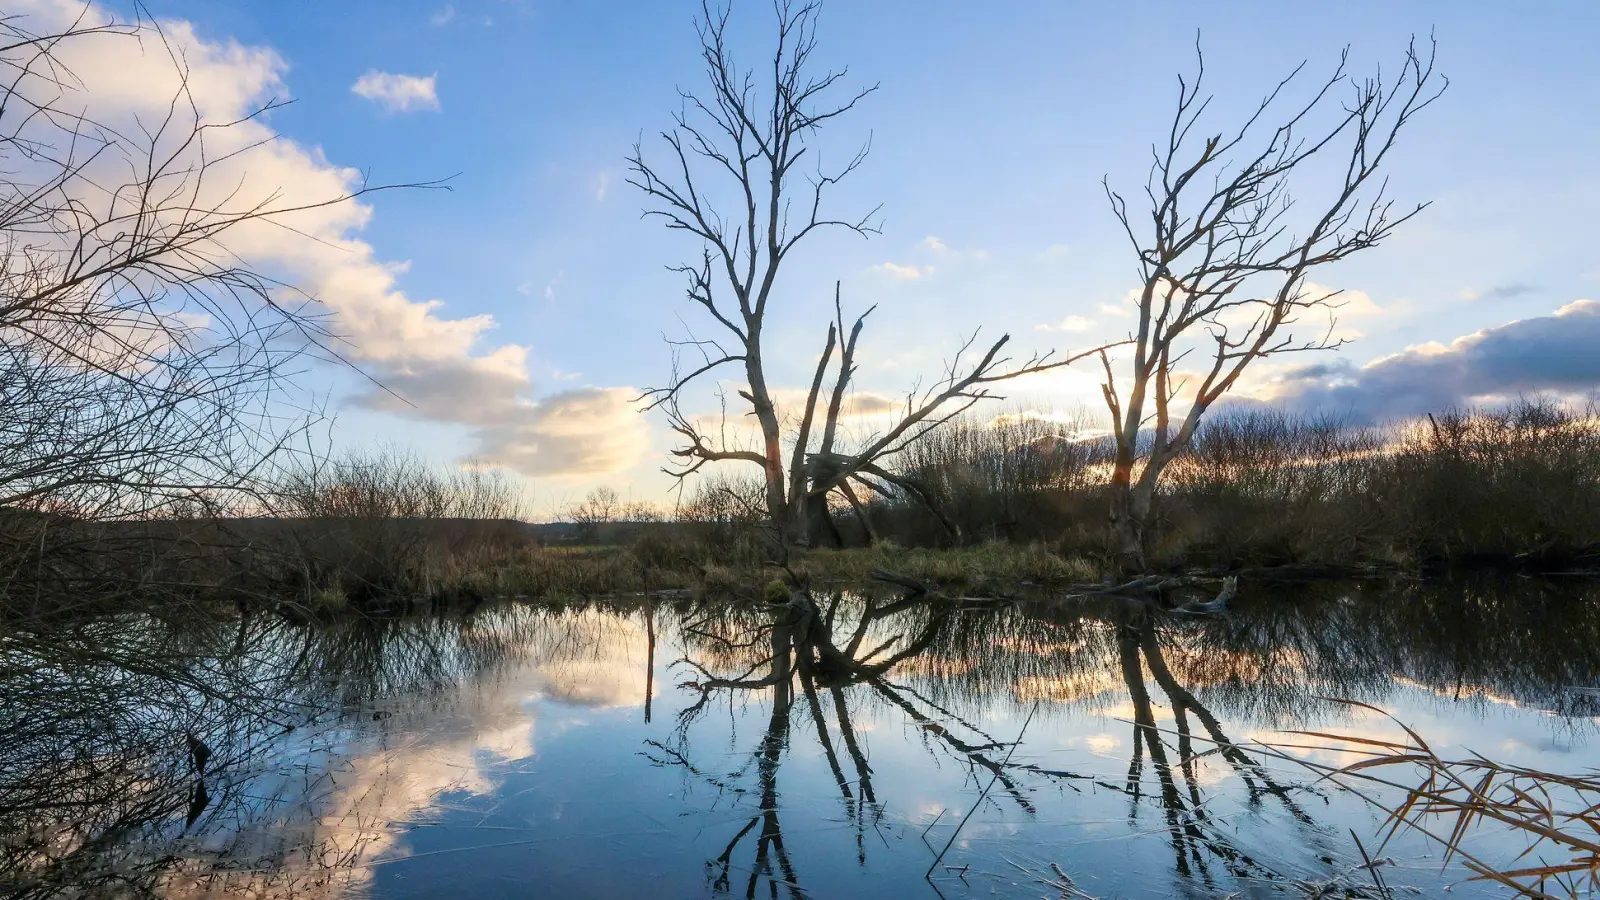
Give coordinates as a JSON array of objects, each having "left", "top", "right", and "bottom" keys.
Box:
[
  {"left": 919, "top": 807, "right": 944, "bottom": 850},
  {"left": 925, "top": 700, "right": 1040, "bottom": 879}
]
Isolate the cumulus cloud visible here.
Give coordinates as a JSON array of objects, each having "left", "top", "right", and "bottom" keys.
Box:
[
  {"left": 1461, "top": 283, "right": 1538, "bottom": 302},
  {"left": 920, "top": 235, "right": 947, "bottom": 253},
  {"left": 871, "top": 261, "right": 923, "bottom": 281},
  {"left": 468, "top": 388, "right": 650, "bottom": 478},
  {"left": 12, "top": 0, "right": 637, "bottom": 477},
  {"left": 1034, "top": 315, "right": 1092, "bottom": 333},
  {"left": 351, "top": 69, "right": 440, "bottom": 112},
  {"left": 1265, "top": 300, "right": 1600, "bottom": 421}
]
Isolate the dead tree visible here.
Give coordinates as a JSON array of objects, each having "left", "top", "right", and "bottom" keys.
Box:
[
  {"left": 654, "top": 590, "right": 1089, "bottom": 894},
  {"left": 1098, "top": 38, "right": 1445, "bottom": 571},
  {"left": 631, "top": 2, "right": 1102, "bottom": 546}
]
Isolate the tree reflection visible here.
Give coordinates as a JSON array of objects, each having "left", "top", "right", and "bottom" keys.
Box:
[
  {"left": 648, "top": 590, "right": 1095, "bottom": 898},
  {"left": 4, "top": 577, "right": 1599, "bottom": 897},
  {"left": 1114, "top": 610, "right": 1319, "bottom": 889},
  {"left": 652, "top": 577, "right": 1600, "bottom": 897}
]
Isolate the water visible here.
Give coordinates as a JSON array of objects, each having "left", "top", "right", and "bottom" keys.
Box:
[{"left": 3, "top": 579, "right": 1598, "bottom": 898}]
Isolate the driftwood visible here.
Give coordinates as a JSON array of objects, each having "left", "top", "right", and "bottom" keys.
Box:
[
  {"left": 865, "top": 566, "right": 1240, "bottom": 617},
  {"left": 867, "top": 568, "right": 930, "bottom": 596}
]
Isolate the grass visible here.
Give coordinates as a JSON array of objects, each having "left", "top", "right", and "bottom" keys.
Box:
[
  {"left": 387, "top": 541, "right": 1101, "bottom": 605},
  {"left": 864, "top": 400, "right": 1600, "bottom": 572},
  {"left": 793, "top": 542, "right": 1100, "bottom": 588},
  {"left": 1263, "top": 700, "right": 1600, "bottom": 899},
  {"left": 12, "top": 400, "right": 1597, "bottom": 630}
]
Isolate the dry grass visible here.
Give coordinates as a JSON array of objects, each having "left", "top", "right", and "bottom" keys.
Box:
[
  {"left": 1264, "top": 699, "right": 1600, "bottom": 898},
  {"left": 862, "top": 400, "right": 1600, "bottom": 571},
  {"left": 795, "top": 542, "right": 1099, "bottom": 589}
]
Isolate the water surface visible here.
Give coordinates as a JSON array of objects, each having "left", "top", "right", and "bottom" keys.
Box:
[{"left": 4, "top": 579, "right": 1598, "bottom": 898}]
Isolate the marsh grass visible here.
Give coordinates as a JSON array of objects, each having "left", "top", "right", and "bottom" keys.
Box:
[
  {"left": 865, "top": 400, "right": 1600, "bottom": 571},
  {"left": 1264, "top": 699, "right": 1600, "bottom": 899},
  {"left": 110, "top": 398, "right": 1593, "bottom": 618},
  {"left": 795, "top": 542, "right": 1100, "bottom": 588}
]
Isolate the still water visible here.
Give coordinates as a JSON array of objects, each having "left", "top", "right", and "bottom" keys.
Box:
[{"left": 4, "top": 579, "right": 1598, "bottom": 898}]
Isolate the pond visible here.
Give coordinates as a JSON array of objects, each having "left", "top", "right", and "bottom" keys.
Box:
[{"left": 3, "top": 578, "right": 1598, "bottom": 898}]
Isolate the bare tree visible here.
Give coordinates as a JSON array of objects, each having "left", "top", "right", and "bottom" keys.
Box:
[
  {"left": 0, "top": 11, "right": 422, "bottom": 525},
  {"left": 1098, "top": 38, "right": 1445, "bottom": 570},
  {"left": 631, "top": 1, "right": 1100, "bottom": 547}
]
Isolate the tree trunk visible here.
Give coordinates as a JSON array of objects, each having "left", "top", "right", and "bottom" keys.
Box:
[
  {"left": 746, "top": 349, "right": 790, "bottom": 539},
  {"left": 1108, "top": 479, "right": 1150, "bottom": 575},
  {"left": 804, "top": 492, "right": 843, "bottom": 548}
]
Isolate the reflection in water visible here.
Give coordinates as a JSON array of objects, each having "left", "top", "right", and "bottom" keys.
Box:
[
  {"left": 651, "top": 592, "right": 1095, "bottom": 897},
  {"left": 0, "top": 579, "right": 1596, "bottom": 898}
]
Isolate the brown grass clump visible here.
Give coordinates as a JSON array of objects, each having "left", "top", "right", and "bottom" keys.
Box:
[{"left": 1265, "top": 699, "right": 1600, "bottom": 898}]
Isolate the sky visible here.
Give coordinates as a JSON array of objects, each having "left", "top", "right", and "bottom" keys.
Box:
[{"left": 21, "top": 0, "right": 1600, "bottom": 516}]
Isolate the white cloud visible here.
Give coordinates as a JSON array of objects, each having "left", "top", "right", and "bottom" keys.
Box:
[
  {"left": 1034, "top": 315, "right": 1092, "bottom": 333},
  {"left": 471, "top": 388, "right": 650, "bottom": 478},
  {"left": 7, "top": 1, "right": 631, "bottom": 478},
  {"left": 871, "top": 262, "right": 923, "bottom": 281},
  {"left": 429, "top": 4, "right": 457, "bottom": 25},
  {"left": 593, "top": 170, "right": 613, "bottom": 202},
  {"left": 351, "top": 70, "right": 440, "bottom": 112},
  {"left": 1301, "top": 282, "right": 1390, "bottom": 342},
  {"left": 920, "top": 235, "right": 947, "bottom": 253}
]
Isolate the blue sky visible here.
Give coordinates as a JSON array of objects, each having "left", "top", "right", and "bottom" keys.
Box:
[{"left": 75, "top": 0, "right": 1600, "bottom": 513}]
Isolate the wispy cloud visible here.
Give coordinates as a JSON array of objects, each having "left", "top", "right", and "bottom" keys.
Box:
[
  {"left": 516, "top": 272, "right": 563, "bottom": 302},
  {"left": 870, "top": 262, "right": 923, "bottom": 281},
  {"left": 429, "top": 4, "right": 456, "bottom": 25},
  {"left": 1034, "top": 315, "right": 1093, "bottom": 333},
  {"left": 593, "top": 171, "right": 613, "bottom": 202},
  {"left": 351, "top": 70, "right": 440, "bottom": 112},
  {"left": 920, "top": 235, "right": 947, "bottom": 253},
  {"left": 1460, "top": 283, "right": 1538, "bottom": 302}
]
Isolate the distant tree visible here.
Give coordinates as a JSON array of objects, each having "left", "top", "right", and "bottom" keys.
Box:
[
  {"left": 631, "top": 1, "right": 1098, "bottom": 547},
  {"left": 567, "top": 486, "right": 620, "bottom": 542},
  {"left": 1098, "top": 38, "right": 1445, "bottom": 571}
]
